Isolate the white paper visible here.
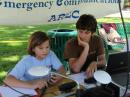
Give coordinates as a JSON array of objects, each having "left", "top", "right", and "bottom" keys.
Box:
[
  {"left": 0, "top": 86, "right": 37, "bottom": 97},
  {"left": 69, "top": 72, "right": 97, "bottom": 89},
  {"left": 69, "top": 72, "right": 87, "bottom": 84}
]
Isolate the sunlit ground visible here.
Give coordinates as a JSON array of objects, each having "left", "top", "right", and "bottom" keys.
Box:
[{"left": 98, "top": 17, "right": 130, "bottom": 23}]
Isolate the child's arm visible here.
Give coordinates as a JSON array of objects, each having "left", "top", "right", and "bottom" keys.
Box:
[{"left": 4, "top": 75, "right": 48, "bottom": 89}]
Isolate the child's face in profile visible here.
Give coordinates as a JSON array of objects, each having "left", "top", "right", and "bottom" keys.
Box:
[{"left": 33, "top": 40, "right": 50, "bottom": 60}]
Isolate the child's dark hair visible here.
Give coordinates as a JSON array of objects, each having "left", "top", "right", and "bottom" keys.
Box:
[
  {"left": 27, "top": 31, "right": 49, "bottom": 56},
  {"left": 76, "top": 14, "right": 97, "bottom": 33}
]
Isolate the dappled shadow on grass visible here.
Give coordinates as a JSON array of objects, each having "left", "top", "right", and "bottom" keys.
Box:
[
  {"left": 0, "top": 42, "right": 28, "bottom": 84},
  {"left": 0, "top": 24, "right": 76, "bottom": 42},
  {"left": 0, "top": 42, "right": 27, "bottom": 54},
  {"left": 0, "top": 23, "right": 75, "bottom": 84},
  {"left": 0, "top": 61, "right": 19, "bottom": 85},
  {"left": 0, "top": 77, "right": 5, "bottom": 85}
]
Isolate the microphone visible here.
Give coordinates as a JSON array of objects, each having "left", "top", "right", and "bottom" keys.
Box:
[{"left": 58, "top": 81, "right": 77, "bottom": 92}]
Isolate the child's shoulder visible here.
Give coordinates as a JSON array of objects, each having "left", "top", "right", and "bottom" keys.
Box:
[
  {"left": 48, "top": 50, "right": 56, "bottom": 56},
  {"left": 49, "top": 50, "right": 54, "bottom": 54},
  {"left": 21, "top": 55, "right": 34, "bottom": 61}
]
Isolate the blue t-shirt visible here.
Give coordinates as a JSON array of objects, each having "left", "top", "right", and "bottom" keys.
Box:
[{"left": 9, "top": 50, "right": 62, "bottom": 81}]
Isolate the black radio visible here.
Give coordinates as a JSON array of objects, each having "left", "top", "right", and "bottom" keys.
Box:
[{"left": 79, "top": 82, "right": 119, "bottom": 97}]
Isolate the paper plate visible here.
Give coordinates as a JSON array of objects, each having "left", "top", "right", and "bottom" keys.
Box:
[
  {"left": 28, "top": 66, "right": 50, "bottom": 77},
  {"left": 94, "top": 70, "right": 111, "bottom": 84}
]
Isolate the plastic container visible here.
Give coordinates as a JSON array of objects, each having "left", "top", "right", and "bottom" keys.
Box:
[{"left": 48, "top": 29, "right": 77, "bottom": 71}]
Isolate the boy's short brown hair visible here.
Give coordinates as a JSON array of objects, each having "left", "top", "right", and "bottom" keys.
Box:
[{"left": 76, "top": 14, "right": 97, "bottom": 33}]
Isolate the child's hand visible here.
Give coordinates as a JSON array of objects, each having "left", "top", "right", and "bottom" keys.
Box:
[
  {"left": 31, "top": 79, "right": 48, "bottom": 89},
  {"left": 49, "top": 75, "right": 62, "bottom": 85}
]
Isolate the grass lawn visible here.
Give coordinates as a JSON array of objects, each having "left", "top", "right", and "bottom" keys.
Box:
[
  {"left": 0, "top": 17, "right": 130, "bottom": 85},
  {"left": 0, "top": 23, "right": 76, "bottom": 84}
]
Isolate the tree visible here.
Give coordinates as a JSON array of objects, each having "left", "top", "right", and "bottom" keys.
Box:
[{"left": 124, "top": 0, "right": 130, "bottom": 9}]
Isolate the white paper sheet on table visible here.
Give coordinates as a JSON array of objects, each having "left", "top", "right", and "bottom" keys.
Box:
[
  {"left": 69, "top": 72, "right": 97, "bottom": 88},
  {"left": 69, "top": 72, "right": 87, "bottom": 84},
  {"left": 0, "top": 86, "right": 37, "bottom": 97}
]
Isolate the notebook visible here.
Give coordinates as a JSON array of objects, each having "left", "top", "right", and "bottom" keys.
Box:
[
  {"left": 106, "top": 52, "right": 130, "bottom": 87},
  {"left": 106, "top": 51, "right": 129, "bottom": 74}
]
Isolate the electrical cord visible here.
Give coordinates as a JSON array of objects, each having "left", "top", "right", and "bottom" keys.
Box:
[{"left": 118, "top": 0, "right": 130, "bottom": 97}]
